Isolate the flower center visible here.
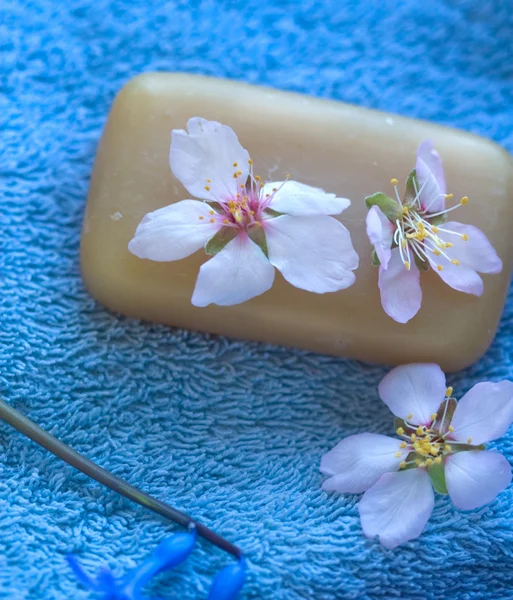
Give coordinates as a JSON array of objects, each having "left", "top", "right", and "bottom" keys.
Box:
[{"left": 389, "top": 178, "right": 470, "bottom": 272}]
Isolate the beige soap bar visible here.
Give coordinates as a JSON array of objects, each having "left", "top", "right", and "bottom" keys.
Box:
[{"left": 81, "top": 73, "right": 513, "bottom": 371}]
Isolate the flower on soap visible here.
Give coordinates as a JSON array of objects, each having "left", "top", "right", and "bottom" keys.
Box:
[
  {"left": 365, "top": 140, "right": 502, "bottom": 323},
  {"left": 129, "top": 118, "right": 358, "bottom": 307},
  {"left": 320, "top": 363, "right": 513, "bottom": 549}
]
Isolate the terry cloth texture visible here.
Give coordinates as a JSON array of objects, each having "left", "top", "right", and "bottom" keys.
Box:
[{"left": 2, "top": 0, "right": 513, "bottom": 599}]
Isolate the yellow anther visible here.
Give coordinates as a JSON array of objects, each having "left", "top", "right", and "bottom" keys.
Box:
[
  {"left": 204, "top": 185, "right": 211, "bottom": 191},
  {"left": 437, "top": 265, "right": 444, "bottom": 271},
  {"left": 430, "top": 413, "right": 437, "bottom": 421},
  {"left": 416, "top": 426, "right": 423, "bottom": 436},
  {"left": 445, "top": 193, "right": 453, "bottom": 199},
  {"left": 432, "top": 226, "right": 439, "bottom": 234},
  {"left": 240, "top": 184, "right": 245, "bottom": 189},
  {"left": 390, "top": 178, "right": 398, "bottom": 185},
  {"left": 460, "top": 196, "right": 469, "bottom": 205},
  {"left": 445, "top": 386, "right": 453, "bottom": 397},
  {"left": 400, "top": 441, "right": 407, "bottom": 448},
  {"left": 209, "top": 218, "right": 215, "bottom": 224},
  {"left": 206, "top": 178, "right": 211, "bottom": 182},
  {"left": 434, "top": 456, "right": 442, "bottom": 464},
  {"left": 415, "top": 459, "right": 422, "bottom": 466},
  {"left": 410, "top": 434, "right": 417, "bottom": 442},
  {"left": 233, "top": 173, "right": 238, "bottom": 179},
  {"left": 198, "top": 216, "right": 204, "bottom": 220},
  {"left": 419, "top": 461, "right": 427, "bottom": 468},
  {"left": 451, "top": 259, "right": 460, "bottom": 265},
  {"left": 444, "top": 444, "right": 452, "bottom": 453},
  {"left": 448, "top": 425, "right": 455, "bottom": 433},
  {"left": 223, "top": 219, "right": 230, "bottom": 224},
  {"left": 404, "top": 261, "right": 410, "bottom": 270},
  {"left": 395, "top": 451, "right": 402, "bottom": 458},
  {"left": 396, "top": 427, "right": 405, "bottom": 436},
  {"left": 433, "top": 249, "right": 441, "bottom": 256},
  {"left": 430, "top": 446, "right": 439, "bottom": 456},
  {"left": 402, "top": 206, "right": 409, "bottom": 215},
  {"left": 209, "top": 210, "right": 214, "bottom": 215},
  {"left": 237, "top": 170, "right": 242, "bottom": 176},
  {"left": 233, "top": 162, "right": 238, "bottom": 167},
  {"left": 260, "top": 182, "right": 265, "bottom": 187},
  {"left": 248, "top": 159, "right": 253, "bottom": 165},
  {"left": 255, "top": 175, "right": 261, "bottom": 181},
  {"left": 462, "top": 234, "right": 469, "bottom": 241},
  {"left": 467, "top": 437, "right": 472, "bottom": 444},
  {"left": 445, "top": 242, "right": 453, "bottom": 248},
  {"left": 399, "top": 461, "right": 407, "bottom": 469},
  {"left": 401, "top": 239, "right": 407, "bottom": 249},
  {"left": 272, "top": 187, "right": 277, "bottom": 192},
  {"left": 407, "top": 413, "right": 413, "bottom": 420},
  {"left": 265, "top": 193, "right": 270, "bottom": 197},
  {"left": 426, "top": 458, "right": 434, "bottom": 466}
]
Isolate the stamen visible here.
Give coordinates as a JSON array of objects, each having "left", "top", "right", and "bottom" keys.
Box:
[
  {"left": 437, "top": 265, "right": 444, "bottom": 271},
  {"left": 396, "top": 427, "right": 404, "bottom": 436},
  {"left": 395, "top": 451, "right": 402, "bottom": 458},
  {"left": 233, "top": 162, "right": 238, "bottom": 167},
  {"left": 462, "top": 234, "right": 469, "bottom": 241},
  {"left": 204, "top": 185, "right": 211, "bottom": 191},
  {"left": 451, "top": 259, "right": 460, "bottom": 265},
  {"left": 400, "top": 441, "right": 407, "bottom": 448},
  {"left": 467, "top": 437, "right": 472, "bottom": 444},
  {"left": 390, "top": 178, "right": 398, "bottom": 185},
  {"left": 448, "top": 425, "right": 455, "bottom": 433},
  {"left": 209, "top": 218, "right": 215, "bottom": 224},
  {"left": 446, "top": 386, "right": 453, "bottom": 397},
  {"left": 198, "top": 216, "right": 204, "bottom": 220},
  {"left": 460, "top": 196, "right": 469, "bottom": 205}
]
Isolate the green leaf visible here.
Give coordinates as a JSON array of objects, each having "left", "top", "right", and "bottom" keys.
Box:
[
  {"left": 205, "top": 227, "right": 238, "bottom": 255},
  {"left": 371, "top": 249, "right": 381, "bottom": 267},
  {"left": 365, "top": 192, "right": 401, "bottom": 221},
  {"left": 247, "top": 224, "right": 268, "bottom": 257},
  {"left": 431, "top": 398, "right": 457, "bottom": 435},
  {"left": 428, "top": 462, "right": 448, "bottom": 494},
  {"left": 414, "top": 253, "right": 429, "bottom": 272},
  {"left": 403, "top": 169, "right": 419, "bottom": 206}
]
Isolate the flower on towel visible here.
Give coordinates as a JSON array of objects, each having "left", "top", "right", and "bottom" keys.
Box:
[
  {"left": 365, "top": 140, "right": 502, "bottom": 323},
  {"left": 320, "top": 363, "right": 513, "bottom": 549},
  {"left": 129, "top": 118, "right": 358, "bottom": 307}
]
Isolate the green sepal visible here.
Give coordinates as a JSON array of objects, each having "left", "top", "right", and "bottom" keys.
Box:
[
  {"left": 371, "top": 249, "right": 381, "bottom": 267},
  {"left": 414, "top": 253, "right": 429, "bottom": 272},
  {"left": 247, "top": 224, "right": 268, "bottom": 258},
  {"left": 428, "top": 462, "right": 448, "bottom": 494},
  {"left": 431, "top": 398, "right": 457, "bottom": 435},
  {"left": 449, "top": 443, "right": 485, "bottom": 454},
  {"left": 205, "top": 227, "right": 238, "bottom": 255},
  {"left": 263, "top": 208, "right": 283, "bottom": 219},
  {"left": 394, "top": 417, "right": 416, "bottom": 437},
  {"left": 400, "top": 451, "right": 420, "bottom": 471},
  {"left": 403, "top": 169, "right": 418, "bottom": 206},
  {"left": 429, "top": 213, "right": 448, "bottom": 227},
  {"left": 365, "top": 192, "right": 401, "bottom": 221},
  {"left": 207, "top": 201, "right": 225, "bottom": 214}
]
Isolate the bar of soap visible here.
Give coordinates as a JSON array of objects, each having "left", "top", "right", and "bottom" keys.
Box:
[{"left": 81, "top": 73, "right": 513, "bottom": 371}]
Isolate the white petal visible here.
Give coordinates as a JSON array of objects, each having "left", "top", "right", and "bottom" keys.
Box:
[
  {"left": 359, "top": 468, "right": 434, "bottom": 549},
  {"left": 320, "top": 433, "right": 407, "bottom": 493},
  {"left": 170, "top": 118, "right": 250, "bottom": 201},
  {"left": 191, "top": 234, "right": 275, "bottom": 307},
  {"left": 264, "top": 215, "right": 358, "bottom": 293},
  {"left": 366, "top": 205, "right": 393, "bottom": 269},
  {"left": 378, "top": 247, "right": 422, "bottom": 324},
  {"left": 264, "top": 181, "right": 350, "bottom": 216},
  {"left": 128, "top": 200, "right": 221, "bottom": 261},
  {"left": 435, "top": 259, "right": 484, "bottom": 297},
  {"left": 441, "top": 221, "right": 502, "bottom": 274},
  {"left": 450, "top": 381, "right": 513, "bottom": 444},
  {"left": 445, "top": 451, "right": 512, "bottom": 510},
  {"left": 416, "top": 139, "right": 446, "bottom": 213},
  {"left": 378, "top": 363, "right": 446, "bottom": 425}
]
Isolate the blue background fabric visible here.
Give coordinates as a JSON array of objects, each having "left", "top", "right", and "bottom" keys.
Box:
[{"left": 1, "top": 0, "right": 513, "bottom": 598}]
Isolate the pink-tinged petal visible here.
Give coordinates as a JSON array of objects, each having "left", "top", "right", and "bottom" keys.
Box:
[
  {"left": 264, "top": 215, "right": 358, "bottom": 293},
  {"left": 379, "top": 363, "right": 446, "bottom": 425},
  {"left": 170, "top": 118, "right": 250, "bottom": 201},
  {"left": 441, "top": 221, "right": 502, "bottom": 274},
  {"left": 435, "top": 259, "right": 483, "bottom": 297},
  {"left": 191, "top": 234, "right": 275, "bottom": 307},
  {"left": 128, "top": 200, "right": 222, "bottom": 261},
  {"left": 359, "top": 468, "right": 434, "bottom": 549},
  {"left": 366, "top": 205, "right": 394, "bottom": 269},
  {"left": 450, "top": 381, "right": 513, "bottom": 444},
  {"left": 445, "top": 451, "right": 512, "bottom": 510},
  {"left": 263, "top": 181, "right": 350, "bottom": 216},
  {"left": 378, "top": 247, "right": 422, "bottom": 324},
  {"left": 416, "top": 139, "right": 446, "bottom": 213},
  {"left": 321, "top": 433, "right": 407, "bottom": 493}
]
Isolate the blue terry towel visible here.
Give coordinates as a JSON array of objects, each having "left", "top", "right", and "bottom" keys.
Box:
[{"left": 1, "top": 0, "right": 513, "bottom": 598}]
